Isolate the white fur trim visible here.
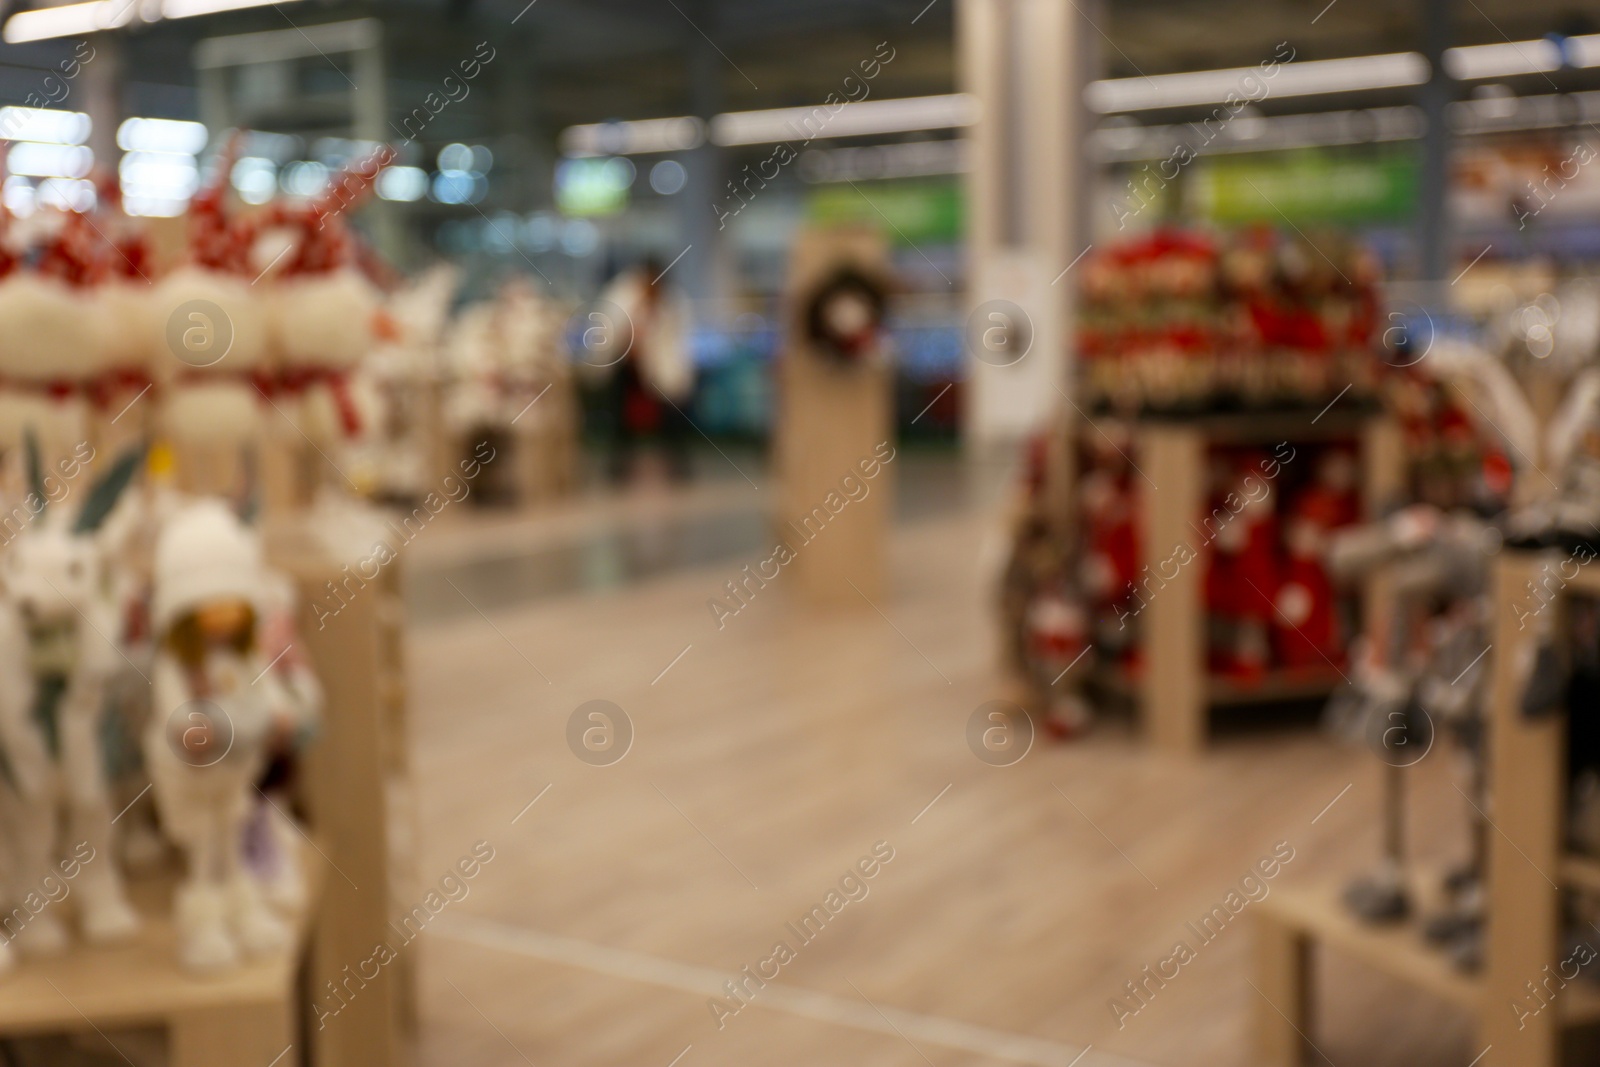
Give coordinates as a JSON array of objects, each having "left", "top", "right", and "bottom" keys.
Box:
[
  {"left": 0, "top": 275, "right": 109, "bottom": 382},
  {"left": 150, "top": 268, "right": 271, "bottom": 380},
  {"left": 273, "top": 269, "right": 378, "bottom": 370},
  {"left": 100, "top": 280, "right": 159, "bottom": 373},
  {"left": 162, "top": 381, "right": 262, "bottom": 446}
]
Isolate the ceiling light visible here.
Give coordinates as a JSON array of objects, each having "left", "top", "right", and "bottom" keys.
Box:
[
  {"left": 0, "top": 108, "right": 90, "bottom": 146},
  {"left": 1445, "top": 39, "right": 1562, "bottom": 80},
  {"left": 117, "top": 116, "right": 208, "bottom": 155},
  {"left": 4, "top": 0, "right": 305, "bottom": 41},
  {"left": 710, "top": 93, "right": 976, "bottom": 146},
  {"left": 376, "top": 166, "right": 428, "bottom": 202},
  {"left": 560, "top": 117, "right": 705, "bottom": 158},
  {"left": 162, "top": 0, "right": 303, "bottom": 18},
  {"left": 8, "top": 142, "right": 93, "bottom": 179},
  {"left": 1087, "top": 53, "right": 1429, "bottom": 113},
  {"left": 3, "top": 0, "right": 133, "bottom": 43}
]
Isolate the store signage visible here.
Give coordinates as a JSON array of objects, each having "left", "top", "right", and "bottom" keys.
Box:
[
  {"left": 804, "top": 180, "right": 962, "bottom": 243},
  {"left": 1191, "top": 150, "right": 1417, "bottom": 224}
]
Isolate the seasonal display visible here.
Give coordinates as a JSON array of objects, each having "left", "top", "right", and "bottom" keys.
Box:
[
  {"left": 152, "top": 134, "right": 273, "bottom": 448},
  {"left": 1077, "top": 227, "right": 1383, "bottom": 415},
  {"left": 439, "top": 274, "right": 578, "bottom": 506},
  {"left": 0, "top": 440, "right": 148, "bottom": 961},
  {"left": 144, "top": 499, "right": 322, "bottom": 973},
  {"left": 0, "top": 208, "right": 118, "bottom": 456},
  {"left": 261, "top": 146, "right": 396, "bottom": 445},
  {"left": 803, "top": 265, "right": 890, "bottom": 366}
]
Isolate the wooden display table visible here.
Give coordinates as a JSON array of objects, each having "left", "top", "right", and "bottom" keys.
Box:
[
  {"left": 1093, "top": 407, "right": 1403, "bottom": 753},
  {"left": 1255, "top": 549, "right": 1600, "bottom": 1066},
  {"left": 0, "top": 847, "right": 322, "bottom": 1067}
]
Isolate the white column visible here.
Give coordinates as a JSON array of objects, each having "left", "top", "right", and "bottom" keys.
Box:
[{"left": 959, "top": 0, "right": 1086, "bottom": 444}]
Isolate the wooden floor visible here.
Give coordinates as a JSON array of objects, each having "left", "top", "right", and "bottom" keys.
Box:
[{"left": 404, "top": 474, "right": 1477, "bottom": 1067}]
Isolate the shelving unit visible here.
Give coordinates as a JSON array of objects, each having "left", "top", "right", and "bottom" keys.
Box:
[
  {"left": 0, "top": 845, "right": 321, "bottom": 1067},
  {"left": 1090, "top": 406, "right": 1404, "bottom": 753},
  {"left": 1254, "top": 548, "right": 1600, "bottom": 1066},
  {"left": 267, "top": 519, "right": 413, "bottom": 1067}
]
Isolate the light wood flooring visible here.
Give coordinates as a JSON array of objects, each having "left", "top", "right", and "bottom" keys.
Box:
[{"left": 404, "top": 477, "right": 1478, "bottom": 1067}]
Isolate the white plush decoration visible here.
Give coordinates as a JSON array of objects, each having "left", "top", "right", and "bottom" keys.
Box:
[
  {"left": 161, "top": 381, "right": 263, "bottom": 447},
  {"left": 0, "top": 449, "right": 149, "bottom": 958},
  {"left": 149, "top": 267, "right": 270, "bottom": 381},
  {"left": 273, "top": 268, "right": 379, "bottom": 371},
  {"left": 100, "top": 280, "right": 158, "bottom": 374},
  {"left": 144, "top": 500, "right": 318, "bottom": 974},
  {"left": 0, "top": 274, "right": 109, "bottom": 385}
]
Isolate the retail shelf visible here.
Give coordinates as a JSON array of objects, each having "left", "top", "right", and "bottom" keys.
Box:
[
  {"left": 0, "top": 844, "right": 320, "bottom": 1065},
  {"left": 1259, "top": 881, "right": 1482, "bottom": 1010}
]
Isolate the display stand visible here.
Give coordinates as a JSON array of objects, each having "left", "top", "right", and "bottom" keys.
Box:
[
  {"left": 267, "top": 521, "right": 411, "bottom": 1067},
  {"left": 0, "top": 496, "right": 413, "bottom": 1066},
  {"left": 508, "top": 374, "right": 579, "bottom": 506},
  {"left": 0, "top": 846, "right": 321, "bottom": 1067},
  {"left": 1253, "top": 548, "right": 1600, "bottom": 1066},
  {"left": 1096, "top": 408, "right": 1403, "bottom": 753},
  {"left": 0, "top": 518, "right": 410, "bottom": 1066},
  {"left": 774, "top": 226, "right": 893, "bottom": 606}
]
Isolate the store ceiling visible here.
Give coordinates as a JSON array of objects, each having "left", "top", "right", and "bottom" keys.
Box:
[{"left": 1, "top": 0, "right": 1598, "bottom": 133}]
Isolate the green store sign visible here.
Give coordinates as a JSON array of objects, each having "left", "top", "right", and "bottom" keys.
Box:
[
  {"left": 1191, "top": 151, "right": 1418, "bottom": 224},
  {"left": 805, "top": 180, "right": 963, "bottom": 244}
]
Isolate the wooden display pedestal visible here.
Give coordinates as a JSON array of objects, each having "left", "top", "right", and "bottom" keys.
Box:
[
  {"left": 1097, "top": 408, "right": 1402, "bottom": 753},
  {"left": 0, "top": 516, "right": 415, "bottom": 1067},
  {"left": 267, "top": 520, "right": 412, "bottom": 1067},
  {"left": 0, "top": 846, "right": 321, "bottom": 1067},
  {"left": 774, "top": 227, "right": 892, "bottom": 606},
  {"left": 1253, "top": 549, "right": 1600, "bottom": 1066}
]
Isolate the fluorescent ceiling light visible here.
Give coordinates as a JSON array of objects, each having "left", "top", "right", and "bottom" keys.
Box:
[
  {"left": 0, "top": 107, "right": 90, "bottom": 145},
  {"left": 711, "top": 93, "right": 976, "bottom": 146},
  {"left": 3, "top": 0, "right": 133, "bottom": 43},
  {"left": 1445, "top": 39, "right": 1562, "bottom": 80},
  {"left": 560, "top": 117, "right": 705, "bottom": 158},
  {"left": 4, "top": 0, "right": 303, "bottom": 42},
  {"left": 562, "top": 95, "right": 977, "bottom": 157},
  {"left": 8, "top": 142, "right": 93, "bottom": 179},
  {"left": 1088, "top": 53, "right": 1428, "bottom": 113},
  {"left": 117, "top": 116, "right": 208, "bottom": 154},
  {"left": 1573, "top": 35, "right": 1600, "bottom": 68},
  {"left": 162, "top": 0, "right": 302, "bottom": 19}
]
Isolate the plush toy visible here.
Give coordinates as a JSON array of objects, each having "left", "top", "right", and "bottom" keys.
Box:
[
  {"left": 1273, "top": 502, "right": 1340, "bottom": 670},
  {"left": 152, "top": 135, "right": 271, "bottom": 448},
  {"left": 0, "top": 209, "right": 111, "bottom": 459},
  {"left": 1024, "top": 587, "right": 1095, "bottom": 738},
  {"left": 265, "top": 146, "right": 395, "bottom": 444},
  {"left": 0, "top": 439, "right": 148, "bottom": 958},
  {"left": 143, "top": 499, "right": 318, "bottom": 972}
]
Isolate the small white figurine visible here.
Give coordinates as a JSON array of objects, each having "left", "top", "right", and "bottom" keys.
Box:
[
  {"left": 0, "top": 441, "right": 148, "bottom": 958},
  {"left": 144, "top": 500, "right": 317, "bottom": 973}
]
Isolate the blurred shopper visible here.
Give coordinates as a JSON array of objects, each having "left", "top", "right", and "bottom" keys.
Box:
[{"left": 597, "top": 257, "right": 694, "bottom": 483}]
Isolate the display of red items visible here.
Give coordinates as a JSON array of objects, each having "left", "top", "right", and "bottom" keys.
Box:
[
  {"left": 1075, "top": 434, "right": 1364, "bottom": 683},
  {"left": 1079, "top": 226, "right": 1384, "bottom": 415}
]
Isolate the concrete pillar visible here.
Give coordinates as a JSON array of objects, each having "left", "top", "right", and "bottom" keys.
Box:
[{"left": 959, "top": 0, "right": 1086, "bottom": 444}]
